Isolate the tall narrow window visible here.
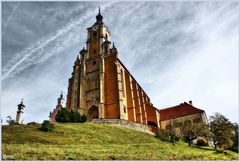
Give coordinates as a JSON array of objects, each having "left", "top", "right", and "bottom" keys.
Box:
[{"left": 121, "top": 69, "right": 125, "bottom": 97}]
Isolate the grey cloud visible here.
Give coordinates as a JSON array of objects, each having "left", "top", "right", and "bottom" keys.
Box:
[{"left": 1, "top": 1, "right": 238, "bottom": 124}]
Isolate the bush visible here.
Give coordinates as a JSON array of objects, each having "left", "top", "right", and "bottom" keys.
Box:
[
  {"left": 230, "top": 145, "right": 239, "bottom": 153},
  {"left": 174, "top": 135, "right": 181, "bottom": 142},
  {"left": 56, "top": 108, "right": 70, "bottom": 122},
  {"left": 196, "top": 137, "right": 208, "bottom": 146},
  {"left": 56, "top": 108, "right": 87, "bottom": 123},
  {"left": 80, "top": 115, "right": 87, "bottom": 123},
  {"left": 41, "top": 120, "right": 54, "bottom": 132},
  {"left": 155, "top": 129, "right": 170, "bottom": 141},
  {"left": 69, "top": 110, "right": 81, "bottom": 122}
]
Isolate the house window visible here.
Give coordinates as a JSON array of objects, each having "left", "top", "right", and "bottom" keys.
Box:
[
  {"left": 193, "top": 118, "right": 201, "bottom": 123},
  {"left": 93, "top": 61, "right": 96, "bottom": 65},
  {"left": 184, "top": 120, "right": 192, "bottom": 125},
  {"left": 174, "top": 122, "right": 182, "bottom": 127}
]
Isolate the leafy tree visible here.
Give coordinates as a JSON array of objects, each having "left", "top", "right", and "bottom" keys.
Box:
[
  {"left": 230, "top": 123, "right": 238, "bottom": 152},
  {"left": 181, "top": 122, "right": 212, "bottom": 146},
  {"left": 41, "top": 120, "right": 54, "bottom": 132},
  {"left": 181, "top": 122, "right": 196, "bottom": 146},
  {"left": 167, "top": 124, "right": 177, "bottom": 146},
  {"left": 209, "top": 113, "right": 235, "bottom": 149}
]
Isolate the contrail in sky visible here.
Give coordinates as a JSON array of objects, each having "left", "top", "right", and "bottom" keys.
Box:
[{"left": 2, "top": 2, "right": 115, "bottom": 81}]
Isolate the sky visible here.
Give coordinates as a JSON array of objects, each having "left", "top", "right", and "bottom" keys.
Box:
[{"left": 1, "top": 1, "right": 239, "bottom": 124}]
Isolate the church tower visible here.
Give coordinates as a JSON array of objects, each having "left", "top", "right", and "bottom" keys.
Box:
[
  {"left": 16, "top": 99, "right": 25, "bottom": 124},
  {"left": 66, "top": 8, "right": 116, "bottom": 119},
  {"left": 66, "top": 8, "right": 160, "bottom": 127},
  {"left": 49, "top": 91, "right": 66, "bottom": 123}
]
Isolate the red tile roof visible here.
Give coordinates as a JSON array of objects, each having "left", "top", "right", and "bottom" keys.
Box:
[{"left": 159, "top": 102, "right": 204, "bottom": 121}]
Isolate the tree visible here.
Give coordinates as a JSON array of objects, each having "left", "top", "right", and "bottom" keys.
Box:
[
  {"left": 230, "top": 123, "right": 238, "bottom": 152},
  {"left": 181, "top": 122, "right": 212, "bottom": 146},
  {"left": 167, "top": 124, "right": 177, "bottom": 146},
  {"left": 209, "top": 113, "right": 235, "bottom": 149},
  {"left": 181, "top": 122, "right": 196, "bottom": 146}
]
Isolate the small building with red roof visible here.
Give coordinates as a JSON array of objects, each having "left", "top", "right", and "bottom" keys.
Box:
[{"left": 159, "top": 101, "right": 208, "bottom": 129}]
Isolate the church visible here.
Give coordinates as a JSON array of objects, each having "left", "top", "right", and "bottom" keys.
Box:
[
  {"left": 50, "top": 8, "right": 207, "bottom": 129},
  {"left": 65, "top": 8, "right": 160, "bottom": 127}
]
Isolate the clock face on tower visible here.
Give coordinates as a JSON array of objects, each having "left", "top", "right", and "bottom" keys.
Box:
[{"left": 92, "top": 25, "right": 98, "bottom": 31}]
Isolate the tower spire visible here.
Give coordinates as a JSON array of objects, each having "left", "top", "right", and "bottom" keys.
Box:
[
  {"left": 96, "top": 6, "right": 103, "bottom": 22},
  {"left": 60, "top": 90, "right": 63, "bottom": 98}
]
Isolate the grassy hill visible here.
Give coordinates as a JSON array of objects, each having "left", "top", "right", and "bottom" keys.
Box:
[{"left": 2, "top": 122, "right": 238, "bottom": 160}]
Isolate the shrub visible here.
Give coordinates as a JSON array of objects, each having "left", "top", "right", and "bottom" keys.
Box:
[
  {"left": 174, "top": 135, "right": 181, "bottom": 142},
  {"left": 56, "top": 108, "right": 70, "bottom": 122},
  {"left": 56, "top": 108, "right": 87, "bottom": 123},
  {"left": 155, "top": 129, "right": 170, "bottom": 141},
  {"left": 196, "top": 137, "right": 208, "bottom": 146},
  {"left": 41, "top": 120, "right": 54, "bottom": 132},
  {"left": 80, "top": 115, "right": 87, "bottom": 123},
  {"left": 230, "top": 145, "right": 239, "bottom": 153},
  {"left": 69, "top": 110, "right": 81, "bottom": 122}
]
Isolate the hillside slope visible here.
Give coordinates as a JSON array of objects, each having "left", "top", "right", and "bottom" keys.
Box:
[{"left": 2, "top": 122, "right": 238, "bottom": 160}]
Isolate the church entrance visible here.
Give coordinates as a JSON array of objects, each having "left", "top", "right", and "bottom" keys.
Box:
[{"left": 88, "top": 105, "right": 99, "bottom": 119}]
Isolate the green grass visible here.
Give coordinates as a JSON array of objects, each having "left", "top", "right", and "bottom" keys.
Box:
[{"left": 2, "top": 122, "right": 239, "bottom": 160}]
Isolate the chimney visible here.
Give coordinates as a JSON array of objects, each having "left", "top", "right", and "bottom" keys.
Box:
[{"left": 189, "top": 100, "right": 192, "bottom": 105}]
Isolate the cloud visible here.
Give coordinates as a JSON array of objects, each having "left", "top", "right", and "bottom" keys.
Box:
[
  {"left": 2, "top": 1, "right": 116, "bottom": 81},
  {"left": 1, "top": 1, "right": 238, "bottom": 124}
]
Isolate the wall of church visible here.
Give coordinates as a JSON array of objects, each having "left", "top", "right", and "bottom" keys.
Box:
[
  {"left": 88, "top": 29, "right": 101, "bottom": 59},
  {"left": 66, "top": 78, "right": 73, "bottom": 110},
  {"left": 104, "top": 54, "right": 120, "bottom": 118},
  {"left": 125, "top": 72, "right": 135, "bottom": 121},
  {"left": 116, "top": 59, "right": 160, "bottom": 127},
  {"left": 146, "top": 104, "right": 159, "bottom": 126}
]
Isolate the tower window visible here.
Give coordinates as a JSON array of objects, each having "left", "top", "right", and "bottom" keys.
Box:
[
  {"left": 93, "top": 31, "right": 97, "bottom": 39},
  {"left": 105, "top": 46, "right": 108, "bottom": 53},
  {"left": 93, "top": 61, "right": 96, "bottom": 65},
  {"left": 93, "top": 50, "right": 96, "bottom": 54}
]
